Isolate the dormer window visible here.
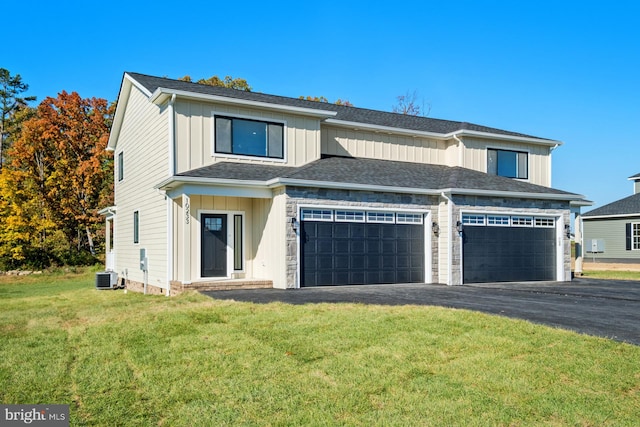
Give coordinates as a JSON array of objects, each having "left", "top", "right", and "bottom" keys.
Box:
[
  {"left": 487, "top": 148, "right": 528, "bottom": 179},
  {"left": 215, "top": 116, "right": 284, "bottom": 159}
]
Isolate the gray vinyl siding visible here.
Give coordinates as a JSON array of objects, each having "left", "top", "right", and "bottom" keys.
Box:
[
  {"left": 582, "top": 217, "right": 640, "bottom": 261},
  {"left": 113, "top": 85, "right": 169, "bottom": 288}
]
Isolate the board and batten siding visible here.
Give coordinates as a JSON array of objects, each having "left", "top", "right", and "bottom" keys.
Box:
[
  {"left": 174, "top": 100, "right": 322, "bottom": 172},
  {"left": 321, "top": 125, "right": 449, "bottom": 165},
  {"left": 252, "top": 190, "right": 288, "bottom": 288},
  {"left": 185, "top": 195, "right": 255, "bottom": 281},
  {"left": 114, "top": 85, "right": 169, "bottom": 289},
  {"left": 461, "top": 137, "right": 551, "bottom": 187},
  {"left": 583, "top": 218, "right": 640, "bottom": 261}
]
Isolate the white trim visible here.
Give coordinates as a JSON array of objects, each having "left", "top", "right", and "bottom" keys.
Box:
[
  {"left": 166, "top": 195, "right": 173, "bottom": 295},
  {"left": 196, "top": 210, "right": 246, "bottom": 281},
  {"left": 168, "top": 94, "right": 176, "bottom": 176},
  {"left": 149, "top": 87, "right": 338, "bottom": 118},
  {"left": 582, "top": 213, "right": 640, "bottom": 220},
  {"left": 323, "top": 119, "right": 562, "bottom": 147},
  {"left": 210, "top": 111, "right": 288, "bottom": 163}
]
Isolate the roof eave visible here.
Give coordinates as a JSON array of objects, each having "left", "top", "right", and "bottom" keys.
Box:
[
  {"left": 451, "top": 130, "right": 562, "bottom": 147},
  {"left": 583, "top": 212, "right": 640, "bottom": 220},
  {"left": 323, "top": 119, "right": 561, "bottom": 146},
  {"left": 148, "top": 88, "right": 338, "bottom": 118},
  {"left": 444, "top": 187, "right": 583, "bottom": 201}
]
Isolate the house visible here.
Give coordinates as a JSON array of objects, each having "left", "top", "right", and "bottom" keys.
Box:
[
  {"left": 102, "top": 72, "right": 589, "bottom": 295},
  {"left": 581, "top": 173, "right": 640, "bottom": 263}
]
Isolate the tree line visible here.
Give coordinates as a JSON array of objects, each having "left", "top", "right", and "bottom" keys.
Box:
[{"left": 0, "top": 69, "right": 427, "bottom": 270}]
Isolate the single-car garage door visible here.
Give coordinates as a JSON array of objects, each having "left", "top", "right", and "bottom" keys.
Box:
[
  {"left": 462, "top": 214, "right": 557, "bottom": 283},
  {"left": 301, "top": 208, "right": 425, "bottom": 287}
]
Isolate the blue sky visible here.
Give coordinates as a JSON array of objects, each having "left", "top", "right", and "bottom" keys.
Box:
[{"left": 6, "top": 1, "right": 639, "bottom": 209}]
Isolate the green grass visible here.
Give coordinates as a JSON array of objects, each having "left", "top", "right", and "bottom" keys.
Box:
[
  {"left": 581, "top": 270, "right": 640, "bottom": 281},
  {"left": 1, "top": 270, "right": 639, "bottom": 426}
]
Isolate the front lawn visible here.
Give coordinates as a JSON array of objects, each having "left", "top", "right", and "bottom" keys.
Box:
[{"left": 1, "top": 270, "right": 639, "bottom": 426}]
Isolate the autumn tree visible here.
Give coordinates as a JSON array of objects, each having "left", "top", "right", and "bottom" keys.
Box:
[
  {"left": 392, "top": 90, "right": 430, "bottom": 117},
  {"left": 0, "top": 68, "right": 36, "bottom": 170},
  {"left": 179, "top": 74, "right": 252, "bottom": 91},
  {"left": 299, "top": 95, "right": 353, "bottom": 106},
  {"left": 0, "top": 91, "right": 114, "bottom": 268}
]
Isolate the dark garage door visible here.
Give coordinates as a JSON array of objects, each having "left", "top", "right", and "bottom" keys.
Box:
[
  {"left": 301, "top": 221, "right": 424, "bottom": 286},
  {"left": 463, "top": 226, "right": 556, "bottom": 283}
]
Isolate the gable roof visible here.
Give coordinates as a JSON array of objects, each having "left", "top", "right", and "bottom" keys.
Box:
[
  {"left": 583, "top": 192, "right": 640, "bottom": 218},
  {"left": 124, "top": 72, "right": 558, "bottom": 144},
  {"left": 158, "top": 156, "right": 583, "bottom": 201}
]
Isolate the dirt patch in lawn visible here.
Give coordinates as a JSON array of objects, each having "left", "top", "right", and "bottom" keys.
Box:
[{"left": 581, "top": 262, "right": 640, "bottom": 272}]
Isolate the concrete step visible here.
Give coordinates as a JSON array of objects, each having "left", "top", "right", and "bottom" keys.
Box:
[{"left": 183, "top": 280, "right": 273, "bottom": 291}]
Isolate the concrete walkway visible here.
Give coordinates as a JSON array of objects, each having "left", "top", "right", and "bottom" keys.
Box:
[{"left": 202, "top": 278, "right": 640, "bottom": 346}]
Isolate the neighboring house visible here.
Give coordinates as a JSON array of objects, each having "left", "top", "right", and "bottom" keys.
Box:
[
  {"left": 102, "top": 72, "right": 588, "bottom": 295},
  {"left": 582, "top": 173, "right": 640, "bottom": 263}
]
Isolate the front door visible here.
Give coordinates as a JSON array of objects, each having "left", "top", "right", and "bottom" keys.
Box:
[{"left": 201, "top": 214, "right": 227, "bottom": 277}]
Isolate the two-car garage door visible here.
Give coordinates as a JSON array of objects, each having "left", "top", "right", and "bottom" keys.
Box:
[
  {"left": 462, "top": 214, "right": 557, "bottom": 283},
  {"left": 301, "top": 208, "right": 425, "bottom": 287}
]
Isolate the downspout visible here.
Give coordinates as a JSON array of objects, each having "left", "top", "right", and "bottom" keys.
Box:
[
  {"left": 441, "top": 192, "right": 454, "bottom": 285},
  {"left": 452, "top": 133, "right": 464, "bottom": 167},
  {"left": 166, "top": 94, "right": 176, "bottom": 295},
  {"left": 549, "top": 143, "right": 559, "bottom": 186}
]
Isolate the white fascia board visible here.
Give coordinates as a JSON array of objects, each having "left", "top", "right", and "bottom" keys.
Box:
[
  {"left": 98, "top": 206, "right": 117, "bottom": 215},
  {"left": 570, "top": 199, "right": 594, "bottom": 207},
  {"left": 444, "top": 187, "right": 585, "bottom": 201},
  {"left": 155, "top": 176, "right": 273, "bottom": 199},
  {"left": 149, "top": 88, "right": 338, "bottom": 119},
  {"left": 582, "top": 213, "right": 640, "bottom": 220},
  {"left": 323, "top": 120, "right": 561, "bottom": 146},
  {"left": 450, "top": 130, "right": 562, "bottom": 147},
  {"left": 323, "top": 119, "right": 449, "bottom": 140}
]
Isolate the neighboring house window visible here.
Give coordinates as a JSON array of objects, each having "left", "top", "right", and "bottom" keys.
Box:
[
  {"left": 628, "top": 223, "right": 640, "bottom": 250},
  {"left": 215, "top": 116, "right": 284, "bottom": 159},
  {"left": 118, "top": 151, "right": 124, "bottom": 181},
  {"left": 487, "top": 149, "right": 528, "bottom": 179},
  {"left": 133, "top": 211, "right": 139, "bottom": 244}
]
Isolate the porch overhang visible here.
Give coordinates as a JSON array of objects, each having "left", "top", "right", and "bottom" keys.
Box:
[{"left": 155, "top": 176, "right": 274, "bottom": 199}]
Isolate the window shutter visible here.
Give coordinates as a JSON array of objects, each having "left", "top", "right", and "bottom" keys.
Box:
[{"left": 626, "top": 223, "right": 632, "bottom": 250}]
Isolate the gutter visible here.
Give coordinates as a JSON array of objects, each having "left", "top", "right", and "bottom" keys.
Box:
[{"left": 149, "top": 88, "right": 338, "bottom": 119}]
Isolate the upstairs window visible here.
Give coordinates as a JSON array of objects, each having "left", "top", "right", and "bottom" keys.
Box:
[
  {"left": 487, "top": 149, "right": 528, "bottom": 179},
  {"left": 215, "top": 116, "right": 284, "bottom": 159}
]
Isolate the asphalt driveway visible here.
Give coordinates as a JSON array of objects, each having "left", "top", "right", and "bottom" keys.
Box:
[{"left": 202, "top": 278, "right": 640, "bottom": 346}]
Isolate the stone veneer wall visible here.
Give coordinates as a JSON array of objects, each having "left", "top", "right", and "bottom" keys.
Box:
[
  {"left": 451, "top": 195, "right": 572, "bottom": 285},
  {"left": 285, "top": 186, "right": 439, "bottom": 288}
]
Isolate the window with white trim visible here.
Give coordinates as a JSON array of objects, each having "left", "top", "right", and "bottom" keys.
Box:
[
  {"left": 335, "top": 210, "right": 365, "bottom": 222},
  {"left": 487, "top": 149, "right": 528, "bottom": 179},
  {"left": 215, "top": 116, "right": 284, "bottom": 159},
  {"left": 487, "top": 215, "right": 510, "bottom": 226},
  {"left": 511, "top": 216, "right": 533, "bottom": 227},
  {"left": 633, "top": 223, "right": 640, "bottom": 250},
  {"left": 367, "top": 212, "right": 395, "bottom": 223},
  {"left": 462, "top": 214, "right": 486, "bottom": 226},
  {"left": 118, "top": 151, "right": 124, "bottom": 182},
  {"left": 534, "top": 217, "right": 555, "bottom": 228},
  {"left": 396, "top": 213, "right": 423, "bottom": 224},
  {"left": 301, "top": 209, "right": 333, "bottom": 221}
]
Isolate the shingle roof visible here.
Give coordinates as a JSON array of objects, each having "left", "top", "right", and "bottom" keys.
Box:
[
  {"left": 629, "top": 172, "right": 640, "bottom": 180},
  {"left": 177, "top": 156, "right": 579, "bottom": 198},
  {"left": 127, "top": 72, "right": 550, "bottom": 141},
  {"left": 583, "top": 193, "right": 640, "bottom": 217}
]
